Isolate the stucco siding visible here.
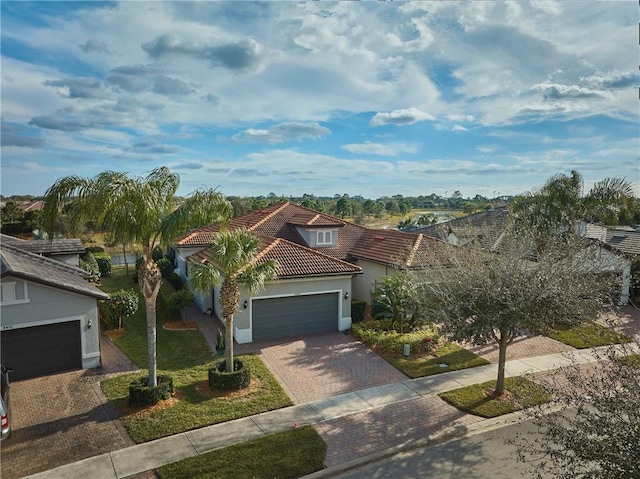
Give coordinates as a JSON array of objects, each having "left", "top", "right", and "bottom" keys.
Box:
[
  {"left": 0, "top": 277, "right": 101, "bottom": 369},
  {"left": 352, "top": 260, "right": 397, "bottom": 304}
]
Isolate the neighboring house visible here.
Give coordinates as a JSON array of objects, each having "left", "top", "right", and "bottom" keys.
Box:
[
  {"left": 408, "top": 207, "right": 511, "bottom": 250},
  {"left": 173, "top": 202, "right": 443, "bottom": 343},
  {"left": 0, "top": 242, "right": 108, "bottom": 380},
  {"left": 0, "top": 234, "right": 84, "bottom": 267},
  {"left": 415, "top": 210, "right": 632, "bottom": 305}
]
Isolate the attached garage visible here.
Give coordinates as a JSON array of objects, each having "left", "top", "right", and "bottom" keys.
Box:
[
  {"left": 252, "top": 293, "right": 339, "bottom": 340},
  {"left": 1, "top": 321, "right": 82, "bottom": 380}
]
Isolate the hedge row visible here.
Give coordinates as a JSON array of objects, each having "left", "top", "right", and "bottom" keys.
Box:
[{"left": 351, "top": 319, "right": 440, "bottom": 354}]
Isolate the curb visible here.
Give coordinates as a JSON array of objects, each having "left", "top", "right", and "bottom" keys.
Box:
[{"left": 300, "top": 404, "right": 564, "bottom": 479}]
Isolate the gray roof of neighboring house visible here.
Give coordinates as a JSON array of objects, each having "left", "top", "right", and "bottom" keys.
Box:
[
  {"left": 584, "top": 224, "right": 640, "bottom": 257},
  {"left": 408, "top": 207, "right": 511, "bottom": 251},
  {"left": 0, "top": 243, "right": 108, "bottom": 299},
  {"left": 0, "top": 234, "right": 85, "bottom": 255}
]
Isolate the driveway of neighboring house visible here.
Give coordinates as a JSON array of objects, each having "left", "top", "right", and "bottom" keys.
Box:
[{"left": 0, "top": 336, "right": 157, "bottom": 479}]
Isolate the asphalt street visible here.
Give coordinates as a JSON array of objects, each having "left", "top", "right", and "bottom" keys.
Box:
[{"left": 330, "top": 418, "right": 553, "bottom": 479}]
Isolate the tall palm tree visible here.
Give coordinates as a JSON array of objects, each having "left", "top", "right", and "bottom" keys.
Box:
[
  {"left": 42, "top": 167, "right": 233, "bottom": 386},
  {"left": 188, "top": 229, "right": 278, "bottom": 372},
  {"left": 512, "top": 170, "right": 636, "bottom": 235}
]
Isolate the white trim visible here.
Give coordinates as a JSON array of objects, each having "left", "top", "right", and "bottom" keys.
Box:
[
  {"left": 339, "top": 316, "right": 352, "bottom": 331},
  {"left": 0, "top": 281, "right": 29, "bottom": 306},
  {"left": 235, "top": 326, "right": 252, "bottom": 344},
  {"left": 0, "top": 315, "right": 83, "bottom": 331},
  {"left": 316, "top": 229, "right": 333, "bottom": 246}
]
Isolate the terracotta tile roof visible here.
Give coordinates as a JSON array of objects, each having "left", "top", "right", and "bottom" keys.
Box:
[
  {"left": 189, "top": 235, "right": 361, "bottom": 278},
  {"left": 177, "top": 202, "right": 449, "bottom": 270},
  {"left": 1, "top": 243, "right": 108, "bottom": 299},
  {"left": 349, "top": 229, "right": 447, "bottom": 267}
]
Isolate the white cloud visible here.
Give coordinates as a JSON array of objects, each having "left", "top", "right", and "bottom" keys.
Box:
[
  {"left": 341, "top": 141, "right": 419, "bottom": 156},
  {"left": 371, "top": 107, "right": 434, "bottom": 127}
]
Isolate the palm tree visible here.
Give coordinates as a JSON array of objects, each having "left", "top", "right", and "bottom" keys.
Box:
[
  {"left": 512, "top": 170, "right": 637, "bottom": 235},
  {"left": 188, "top": 229, "right": 278, "bottom": 372},
  {"left": 42, "top": 167, "right": 232, "bottom": 386}
]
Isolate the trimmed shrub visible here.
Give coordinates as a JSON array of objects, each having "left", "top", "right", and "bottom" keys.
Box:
[
  {"left": 351, "top": 299, "right": 367, "bottom": 323},
  {"left": 165, "top": 272, "right": 184, "bottom": 291},
  {"left": 79, "top": 252, "right": 100, "bottom": 283},
  {"left": 351, "top": 320, "right": 440, "bottom": 354},
  {"left": 152, "top": 246, "right": 164, "bottom": 263},
  {"left": 167, "top": 289, "right": 194, "bottom": 321},
  {"left": 129, "top": 375, "right": 174, "bottom": 406},
  {"left": 85, "top": 245, "right": 105, "bottom": 254},
  {"left": 93, "top": 251, "right": 112, "bottom": 278},
  {"left": 208, "top": 359, "right": 251, "bottom": 391},
  {"left": 156, "top": 257, "right": 174, "bottom": 278}
]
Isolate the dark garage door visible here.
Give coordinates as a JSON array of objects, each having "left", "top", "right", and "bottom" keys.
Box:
[
  {"left": 252, "top": 293, "right": 339, "bottom": 340},
  {"left": 1, "top": 321, "right": 82, "bottom": 380}
]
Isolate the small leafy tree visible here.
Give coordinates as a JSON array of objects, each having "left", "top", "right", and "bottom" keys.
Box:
[
  {"left": 107, "top": 289, "right": 139, "bottom": 329},
  {"left": 413, "top": 229, "right": 613, "bottom": 395}
]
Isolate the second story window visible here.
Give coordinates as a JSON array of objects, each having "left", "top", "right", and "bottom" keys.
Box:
[{"left": 316, "top": 230, "right": 332, "bottom": 246}]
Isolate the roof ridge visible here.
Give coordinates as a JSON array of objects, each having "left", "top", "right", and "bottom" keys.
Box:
[
  {"left": 2, "top": 242, "right": 89, "bottom": 277},
  {"left": 252, "top": 236, "right": 280, "bottom": 264},
  {"left": 248, "top": 202, "right": 291, "bottom": 232},
  {"left": 405, "top": 233, "right": 423, "bottom": 267}
]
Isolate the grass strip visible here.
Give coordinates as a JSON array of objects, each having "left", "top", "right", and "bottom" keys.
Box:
[
  {"left": 157, "top": 426, "right": 326, "bottom": 479},
  {"left": 385, "top": 342, "right": 490, "bottom": 378},
  {"left": 547, "top": 321, "right": 632, "bottom": 349},
  {"left": 439, "top": 376, "right": 550, "bottom": 418}
]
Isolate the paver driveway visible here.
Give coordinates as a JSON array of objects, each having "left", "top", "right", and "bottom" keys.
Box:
[
  {"left": 0, "top": 337, "right": 157, "bottom": 479},
  {"left": 235, "top": 332, "right": 408, "bottom": 404}
]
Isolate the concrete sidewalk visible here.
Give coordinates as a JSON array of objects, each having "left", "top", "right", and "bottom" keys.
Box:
[{"left": 24, "top": 344, "right": 635, "bottom": 479}]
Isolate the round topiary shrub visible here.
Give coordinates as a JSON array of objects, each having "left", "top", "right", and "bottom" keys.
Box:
[
  {"left": 129, "top": 375, "right": 174, "bottom": 406},
  {"left": 208, "top": 359, "right": 251, "bottom": 391}
]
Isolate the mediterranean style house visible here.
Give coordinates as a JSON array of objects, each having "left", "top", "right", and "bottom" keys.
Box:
[{"left": 172, "top": 202, "right": 443, "bottom": 343}]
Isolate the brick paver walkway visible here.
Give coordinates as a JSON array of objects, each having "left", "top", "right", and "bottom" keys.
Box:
[
  {"left": 236, "top": 333, "right": 408, "bottom": 404},
  {"left": 0, "top": 336, "right": 157, "bottom": 479},
  {"left": 465, "top": 334, "right": 575, "bottom": 363}
]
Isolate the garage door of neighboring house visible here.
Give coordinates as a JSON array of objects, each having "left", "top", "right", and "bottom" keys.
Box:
[
  {"left": 1, "top": 321, "right": 82, "bottom": 380},
  {"left": 252, "top": 293, "right": 339, "bottom": 340}
]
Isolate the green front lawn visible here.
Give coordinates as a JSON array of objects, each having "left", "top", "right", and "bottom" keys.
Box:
[
  {"left": 99, "top": 268, "right": 293, "bottom": 443},
  {"left": 157, "top": 426, "right": 326, "bottom": 479},
  {"left": 439, "top": 377, "right": 550, "bottom": 418},
  {"left": 547, "top": 321, "right": 632, "bottom": 349},
  {"left": 384, "top": 342, "right": 490, "bottom": 378},
  {"left": 102, "top": 354, "right": 292, "bottom": 443}
]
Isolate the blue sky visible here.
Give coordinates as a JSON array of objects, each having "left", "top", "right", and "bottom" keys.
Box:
[{"left": 1, "top": 1, "right": 638, "bottom": 199}]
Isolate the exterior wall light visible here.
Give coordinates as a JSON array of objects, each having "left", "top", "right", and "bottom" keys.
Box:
[
  {"left": 344, "top": 291, "right": 350, "bottom": 300},
  {"left": 87, "top": 319, "right": 93, "bottom": 329},
  {"left": 243, "top": 300, "right": 249, "bottom": 309}
]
